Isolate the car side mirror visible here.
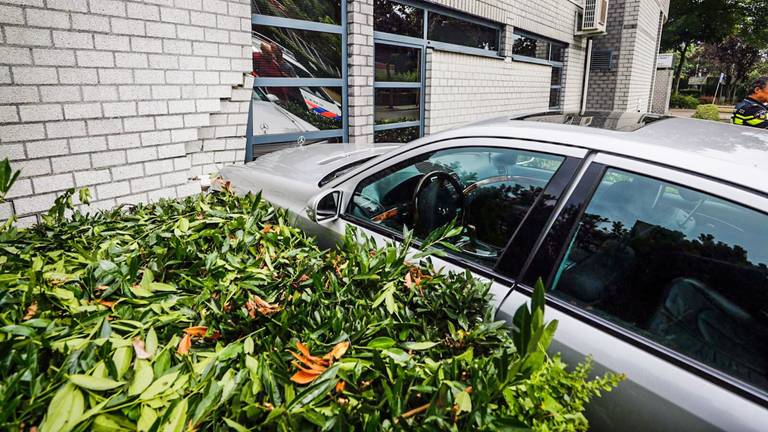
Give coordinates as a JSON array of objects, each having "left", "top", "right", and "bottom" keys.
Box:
[{"left": 306, "top": 189, "right": 342, "bottom": 223}]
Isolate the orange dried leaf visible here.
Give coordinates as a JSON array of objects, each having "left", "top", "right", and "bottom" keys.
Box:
[
  {"left": 95, "top": 285, "right": 109, "bottom": 292},
  {"left": 324, "top": 341, "right": 350, "bottom": 361},
  {"left": 335, "top": 381, "right": 346, "bottom": 393},
  {"left": 177, "top": 334, "right": 192, "bottom": 355},
  {"left": 291, "top": 360, "right": 327, "bottom": 375},
  {"left": 23, "top": 303, "right": 38, "bottom": 321},
  {"left": 246, "top": 295, "right": 281, "bottom": 317},
  {"left": 184, "top": 326, "right": 208, "bottom": 338},
  {"left": 98, "top": 299, "right": 116, "bottom": 309},
  {"left": 133, "top": 337, "right": 152, "bottom": 359},
  {"left": 299, "top": 274, "right": 310, "bottom": 283},
  {"left": 261, "top": 224, "right": 275, "bottom": 233},
  {"left": 291, "top": 370, "right": 320, "bottom": 385}
]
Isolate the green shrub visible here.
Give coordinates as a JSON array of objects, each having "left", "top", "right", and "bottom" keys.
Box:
[
  {"left": 670, "top": 93, "right": 700, "bottom": 109},
  {"left": 692, "top": 104, "right": 721, "bottom": 121},
  {"left": 679, "top": 88, "right": 700, "bottom": 97},
  {"left": 0, "top": 190, "right": 622, "bottom": 431}
]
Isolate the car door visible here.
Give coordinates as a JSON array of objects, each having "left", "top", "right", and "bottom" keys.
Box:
[
  {"left": 314, "top": 137, "right": 587, "bottom": 308},
  {"left": 496, "top": 153, "right": 768, "bottom": 431}
]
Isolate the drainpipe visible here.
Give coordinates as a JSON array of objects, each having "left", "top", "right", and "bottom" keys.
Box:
[{"left": 580, "top": 38, "right": 593, "bottom": 114}]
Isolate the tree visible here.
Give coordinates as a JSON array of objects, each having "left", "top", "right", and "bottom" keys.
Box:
[
  {"left": 700, "top": 36, "right": 762, "bottom": 103},
  {"left": 661, "top": 0, "right": 740, "bottom": 93}
]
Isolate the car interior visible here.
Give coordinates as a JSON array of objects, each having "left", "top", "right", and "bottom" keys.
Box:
[
  {"left": 552, "top": 169, "right": 768, "bottom": 391},
  {"left": 348, "top": 147, "right": 564, "bottom": 264}
]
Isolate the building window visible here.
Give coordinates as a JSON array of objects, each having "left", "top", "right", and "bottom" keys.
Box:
[
  {"left": 512, "top": 31, "right": 566, "bottom": 109},
  {"left": 372, "top": 0, "right": 502, "bottom": 143},
  {"left": 374, "top": 0, "right": 501, "bottom": 55},
  {"left": 374, "top": 0, "right": 424, "bottom": 38},
  {"left": 249, "top": 0, "right": 347, "bottom": 160},
  {"left": 427, "top": 11, "right": 499, "bottom": 51}
]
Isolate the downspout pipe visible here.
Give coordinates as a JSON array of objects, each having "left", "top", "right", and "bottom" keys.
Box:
[{"left": 580, "top": 38, "right": 593, "bottom": 114}]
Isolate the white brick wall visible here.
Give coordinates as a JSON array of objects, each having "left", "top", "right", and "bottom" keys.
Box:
[
  {"left": 425, "top": 51, "right": 551, "bottom": 134},
  {"left": 0, "top": 0, "right": 252, "bottom": 225}
]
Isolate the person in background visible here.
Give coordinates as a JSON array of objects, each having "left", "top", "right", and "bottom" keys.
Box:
[
  {"left": 732, "top": 76, "right": 768, "bottom": 128},
  {"left": 253, "top": 42, "right": 281, "bottom": 78}
]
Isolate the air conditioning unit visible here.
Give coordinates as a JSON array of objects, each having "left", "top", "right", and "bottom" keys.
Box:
[{"left": 576, "top": 0, "right": 609, "bottom": 35}]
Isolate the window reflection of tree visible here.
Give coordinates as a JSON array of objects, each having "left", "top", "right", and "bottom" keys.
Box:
[
  {"left": 465, "top": 184, "right": 544, "bottom": 249},
  {"left": 374, "top": 0, "right": 423, "bottom": 37}
]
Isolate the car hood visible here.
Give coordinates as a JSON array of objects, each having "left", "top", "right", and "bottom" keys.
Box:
[{"left": 218, "top": 142, "right": 399, "bottom": 212}]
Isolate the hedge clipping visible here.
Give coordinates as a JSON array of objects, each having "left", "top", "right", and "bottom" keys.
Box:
[{"left": 0, "top": 188, "right": 622, "bottom": 431}]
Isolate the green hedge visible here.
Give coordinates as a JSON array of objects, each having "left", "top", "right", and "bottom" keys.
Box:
[
  {"left": 0, "top": 187, "right": 621, "bottom": 431},
  {"left": 670, "top": 93, "right": 700, "bottom": 109},
  {"left": 692, "top": 104, "right": 721, "bottom": 121}
]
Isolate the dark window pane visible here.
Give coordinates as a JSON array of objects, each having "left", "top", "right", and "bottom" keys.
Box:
[
  {"left": 549, "top": 88, "right": 561, "bottom": 108},
  {"left": 552, "top": 169, "right": 768, "bottom": 392},
  {"left": 348, "top": 147, "right": 563, "bottom": 266},
  {"left": 253, "top": 86, "right": 342, "bottom": 132},
  {"left": 550, "top": 44, "right": 565, "bottom": 62},
  {"left": 374, "top": 0, "right": 424, "bottom": 38},
  {"left": 375, "top": 44, "right": 421, "bottom": 82},
  {"left": 551, "top": 67, "right": 562, "bottom": 86},
  {"left": 252, "top": 0, "right": 342, "bottom": 25},
  {"left": 374, "top": 126, "right": 420, "bottom": 143},
  {"left": 253, "top": 26, "right": 341, "bottom": 78},
  {"left": 375, "top": 88, "right": 420, "bottom": 125},
  {"left": 512, "top": 34, "right": 550, "bottom": 60},
  {"left": 428, "top": 12, "right": 498, "bottom": 51}
]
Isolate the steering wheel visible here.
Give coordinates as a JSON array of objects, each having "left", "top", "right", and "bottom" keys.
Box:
[{"left": 411, "top": 171, "right": 464, "bottom": 236}]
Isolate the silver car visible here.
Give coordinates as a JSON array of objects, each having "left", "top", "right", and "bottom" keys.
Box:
[{"left": 220, "top": 112, "right": 768, "bottom": 431}]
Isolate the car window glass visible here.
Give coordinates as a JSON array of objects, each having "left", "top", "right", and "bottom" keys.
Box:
[
  {"left": 348, "top": 147, "right": 564, "bottom": 266},
  {"left": 552, "top": 168, "right": 768, "bottom": 392}
]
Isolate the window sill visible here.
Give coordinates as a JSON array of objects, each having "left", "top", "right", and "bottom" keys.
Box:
[{"left": 509, "top": 55, "right": 557, "bottom": 67}]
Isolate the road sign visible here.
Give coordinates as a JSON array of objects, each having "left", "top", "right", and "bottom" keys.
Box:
[
  {"left": 657, "top": 53, "right": 674, "bottom": 69},
  {"left": 688, "top": 76, "right": 707, "bottom": 85}
]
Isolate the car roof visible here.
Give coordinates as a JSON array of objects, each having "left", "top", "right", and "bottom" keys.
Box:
[{"left": 425, "top": 112, "right": 768, "bottom": 195}]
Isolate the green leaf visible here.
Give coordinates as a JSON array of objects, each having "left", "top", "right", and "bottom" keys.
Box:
[
  {"left": 112, "top": 346, "right": 133, "bottom": 380},
  {"left": 455, "top": 390, "right": 472, "bottom": 414},
  {"left": 401, "top": 341, "right": 438, "bottom": 351},
  {"left": 69, "top": 374, "right": 124, "bottom": 391},
  {"left": 366, "top": 337, "right": 396, "bottom": 349},
  {"left": 244, "top": 336, "right": 254, "bottom": 355},
  {"left": 92, "top": 414, "right": 135, "bottom": 432},
  {"left": 223, "top": 418, "right": 251, "bottom": 432},
  {"left": 137, "top": 406, "right": 158, "bottom": 432},
  {"left": 145, "top": 327, "right": 158, "bottom": 356},
  {"left": 382, "top": 348, "right": 410, "bottom": 363},
  {"left": 129, "top": 359, "right": 154, "bottom": 396},
  {"left": 140, "top": 370, "right": 180, "bottom": 400},
  {"left": 39, "top": 383, "right": 84, "bottom": 432},
  {"left": 160, "top": 398, "right": 188, "bottom": 432}
]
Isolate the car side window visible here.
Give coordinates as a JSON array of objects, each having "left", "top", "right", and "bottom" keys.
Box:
[
  {"left": 347, "top": 146, "right": 564, "bottom": 266},
  {"left": 552, "top": 168, "right": 768, "bottom": 391}
]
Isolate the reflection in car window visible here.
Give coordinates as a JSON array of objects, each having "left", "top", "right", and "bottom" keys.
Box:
[
  {"left": 552, "top": 169, "right": 768, "bottom": 392},
  {"left": 348, "top": 147, "right": 564, "bottom": 266}
]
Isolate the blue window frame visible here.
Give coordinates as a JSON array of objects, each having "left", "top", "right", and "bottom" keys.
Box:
[
  {"left": 247, "top": 1, "right": 348, "bottom": 161},
  {"left": 373, "top": 0, "right": 503, "bottom": 142}
]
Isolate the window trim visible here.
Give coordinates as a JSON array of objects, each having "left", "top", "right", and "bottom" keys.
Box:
[
  {"left": 510, "top": 30, "right": 567, "bottom": 110},
  {"left": 517, "top": 153, "right": 768, "bottom": 406}
]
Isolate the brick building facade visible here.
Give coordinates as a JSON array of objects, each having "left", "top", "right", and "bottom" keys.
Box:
[
  {"left": 1, "top": 0, "right": 669, "bottom": 224},
  {"left": 0, "top": 0, "right": 252, "bottom": 225}
]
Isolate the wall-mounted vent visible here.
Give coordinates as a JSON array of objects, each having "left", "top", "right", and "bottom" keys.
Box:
[{"left": 591, "top": 49, "right": 614, "bottom": 71}]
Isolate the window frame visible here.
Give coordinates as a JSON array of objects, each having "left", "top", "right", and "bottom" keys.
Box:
[
  {"left": 338, "top": 138, "right": 587, "bottom": 274},
  {"left": 247, "top": 1, "right": 349, "bottom": 161},
  {"left": 516, "top": 152, "right": 768, "bottom": 406}
]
